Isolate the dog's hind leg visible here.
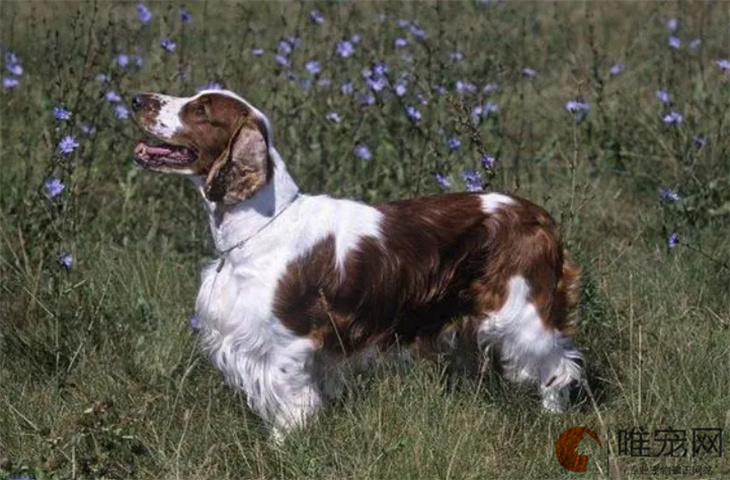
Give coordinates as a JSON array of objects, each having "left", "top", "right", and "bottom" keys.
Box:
[{"left": 477, "top": 275, "right": 582, "bottom": 412}]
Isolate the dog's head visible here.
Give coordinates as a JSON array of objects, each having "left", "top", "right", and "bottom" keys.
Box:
[{"left": 132, "top": 90, "right": 272, "bottom": 205}]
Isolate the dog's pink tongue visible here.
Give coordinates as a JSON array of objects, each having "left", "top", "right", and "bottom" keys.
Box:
[{"left": 145, "top": 145, "right": 174, "bottom": 156}]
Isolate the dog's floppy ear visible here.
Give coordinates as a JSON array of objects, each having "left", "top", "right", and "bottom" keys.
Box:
[{"left": 204, "top": 118, "right": 270, "bottom": 205}]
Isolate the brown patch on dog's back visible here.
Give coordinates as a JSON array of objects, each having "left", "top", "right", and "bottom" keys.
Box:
[{"left": 272, "top": 192, "right": 580, "bottom": 356}]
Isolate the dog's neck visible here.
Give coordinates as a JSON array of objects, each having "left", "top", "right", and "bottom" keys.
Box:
[{"left": 192, "top": 148, "right": 301, "bottom": 253}]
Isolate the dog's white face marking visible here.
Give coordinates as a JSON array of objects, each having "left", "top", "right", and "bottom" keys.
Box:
[{"left": 148, "top": 94, "right": 188, "bottom": 140}]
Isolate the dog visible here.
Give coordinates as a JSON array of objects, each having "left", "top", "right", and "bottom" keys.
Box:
[{"left": 131, "top": 89, "right": 583, "bottom": 440}]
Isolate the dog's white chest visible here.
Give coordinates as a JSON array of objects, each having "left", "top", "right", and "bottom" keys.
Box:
[{"left": 195, "top": 261, "right": 240, "bottom": 334}]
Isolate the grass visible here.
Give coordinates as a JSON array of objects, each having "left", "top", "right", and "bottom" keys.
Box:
[{"left": 1, "top": 1, "right": 729, "bottom": 479}]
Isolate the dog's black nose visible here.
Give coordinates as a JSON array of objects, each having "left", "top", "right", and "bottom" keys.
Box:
[{"left": 131, "top": 94, "right": 148, "bottom": 112}]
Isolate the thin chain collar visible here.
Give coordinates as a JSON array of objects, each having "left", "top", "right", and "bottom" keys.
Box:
[{"left": 215, "top": 191, "right": 300, "bottom": 272}]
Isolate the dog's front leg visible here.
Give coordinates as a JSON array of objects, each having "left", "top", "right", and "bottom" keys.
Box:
[{"left": 248, "top": 340, "right": 324, "bottom": 443}]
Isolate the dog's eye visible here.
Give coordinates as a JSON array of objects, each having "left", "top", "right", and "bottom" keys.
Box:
[{"left": 193, "top": 104, "right": 206, "bottom": 117}]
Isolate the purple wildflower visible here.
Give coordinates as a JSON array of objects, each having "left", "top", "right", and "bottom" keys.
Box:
[
  {"left": 434, "top": 85, "right": 447, "bottom": 96},
  {"left": 44, "top": 178, "right": 65, "bottom": 198},
  {"left": 689, "top": 39, "right": 701, "bottom": 50},
  {"left": 341, "top": 81, "right": 354, "bottom": 95},
  {"left": 278, "top": 40, "right": 293, "bottom": 57},
  {"left": 252, "top": 48, "right": 264, "bottom": 57},
  {"left": 483, "top": 82, "right": 497, "bottom": 94},
  {"left": 6, "top": 62, "right": 22, "bottom": 76},
  {"left": 137, "top": 3, "right": 152, "bottom": 24},
  {"left": 667, "top": 18, "right": 678, "bottom": 31},
  {"left": 462, "top": 169, "right": 483, "bottom": 192},
  {"left": 435, "top": 173, "right": 451, "bottom": 189},
  {"left": 609, "top": 63, "right": 625, "bottom": 76},
  {"left": 395, "top": 37, "right": 409, "bottom": 48},
  {"left": 397, "top": 19, "right": 410, "bottom": 28},
  {"left": 484, "top": 101, "right": 499, "bottom": 115},
  {"left": 285, "top": 36, "right": 301, "bottom": 49},
  {"left": 3, "top": 77, "right": 19, "bottom": 89},
  {"left": 373, "top": 62, "right": 388, "bottom": 76},
  {"left": 58, "top": 135, "right": 79, "bottom": 155},
  {"left": 447, "top": 137, "right": 461, "bottom": 152},
  {"left": 275, "top": 55, "right": 291, "bottom": 67},
  {"left": 659, "top": 187, "right": 680, "bottom": 201},
  {"left": 105, "top": 91, "right": 122, "bottom": 102},
  {"left": 715, "top": 59, "right": 730, "bottom": 71},
  {"left": 358, "top": 94, "right": 375, "bottom": 107},
  {"left": 354, "top": 144, "right": 372, "bottom": 161},
  {"left": 305, "top": 60, "right": 322, "bottom": 75},
  {"left": 5, "top": 50, "right": 22, "bottom": 76},
  {"left": 190, "top": 314, "right": 202, "bottom": 332},
  {"left": 455, "top": 80, "right": 476, "bottom": 94},
  {"left": 114, "top": 104, "right": 130, "bottom": 120},
  {"left": 54, "top": 106, "right": 72, "bottom": 121},
  {"left": 394, "top": 81, "right": 407, "bottom": 97},
  {"left": 406, "top": 105, "right": 421, "bottom": 122},
  {"left": 450, "top": 51, "right": 464, "bottom": 61},
  {"left": 326, "top": 111, "right": 341, "bottom": 123},
  {"left": 59, "top": 253, "right": 73, "bottom": 269},
  {"left": 5, "top": 51, "right": 19, "bottom": 65},
  {"left": 81, "top": 124, "right": 96, "bottom": 136},
  {"left": 367, "top": 76, "right": 387, "bottom": 92},
  {"left": 351, "top": 34, "right": 362, "bottom": 45},
  {"left": 663, "top": 111, "right": 683, "bottom": 125},
  {"left": 471, "top": 101, "right": 499, "bottom": 125},
  {"left": 693, "top": 134, "right": 707, "bottom": 149},
  {"left": 116, "top": 54, "right": 129, "bottom": 68},
  {"left": 310, "top": 10, "right": 325, "bottom": 25},
  {"left": 180, "top": 8, "right": 192, "bottom": 23},
  {"left": 336, "top": 40, "right": 355, "bottom": 58},
  {"left": 667, "top": 231, "right": 679, "bottom": 250},
  {"left": 656, "top": 90, "right": 670, "bottom": 104},
  {"left": 408, "top": 23, "right": 426, "bottom": 40},
  {"left": 481, "top": 154, "right": 497, "bottom": 170},
  {"left": 160, "top": 38, "right": 177, "bottom": 53},
  {"left": 96, "top": 73, "right": 109, "bottom": 83},
  {"left": 668, "top": 36, "right": 681, "bottom": 49},
  {"left": 522, "top": 68, "right": 536, "bottom": 78},
  {"left": 565, "top": 100, "right": 590, "bottom": 117}
]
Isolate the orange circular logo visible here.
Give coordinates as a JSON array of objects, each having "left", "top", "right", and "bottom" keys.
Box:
[{"left": 555, "top": 427, "right": 602, "bottom": 473}]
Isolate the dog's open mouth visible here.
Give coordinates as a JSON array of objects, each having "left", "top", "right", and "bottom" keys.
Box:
[{"left": 134, "top": 141, "right": 197, "bottom": 169}]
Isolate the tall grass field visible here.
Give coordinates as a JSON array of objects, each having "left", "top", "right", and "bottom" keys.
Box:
[{"left": 1, "top": 1, "right": 729, "bottom": 479}]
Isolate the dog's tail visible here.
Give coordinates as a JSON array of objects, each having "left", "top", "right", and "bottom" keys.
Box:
[
  {"left": 552, "top": 251, "right": 581, "bottom": 333},
  {"left": 560, "top": 252, "right": 582, "bottom": 309}
]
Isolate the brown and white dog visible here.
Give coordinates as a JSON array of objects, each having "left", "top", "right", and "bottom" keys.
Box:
[{"left": 131, "top": 89, "right": 583, "bottom": 439}]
